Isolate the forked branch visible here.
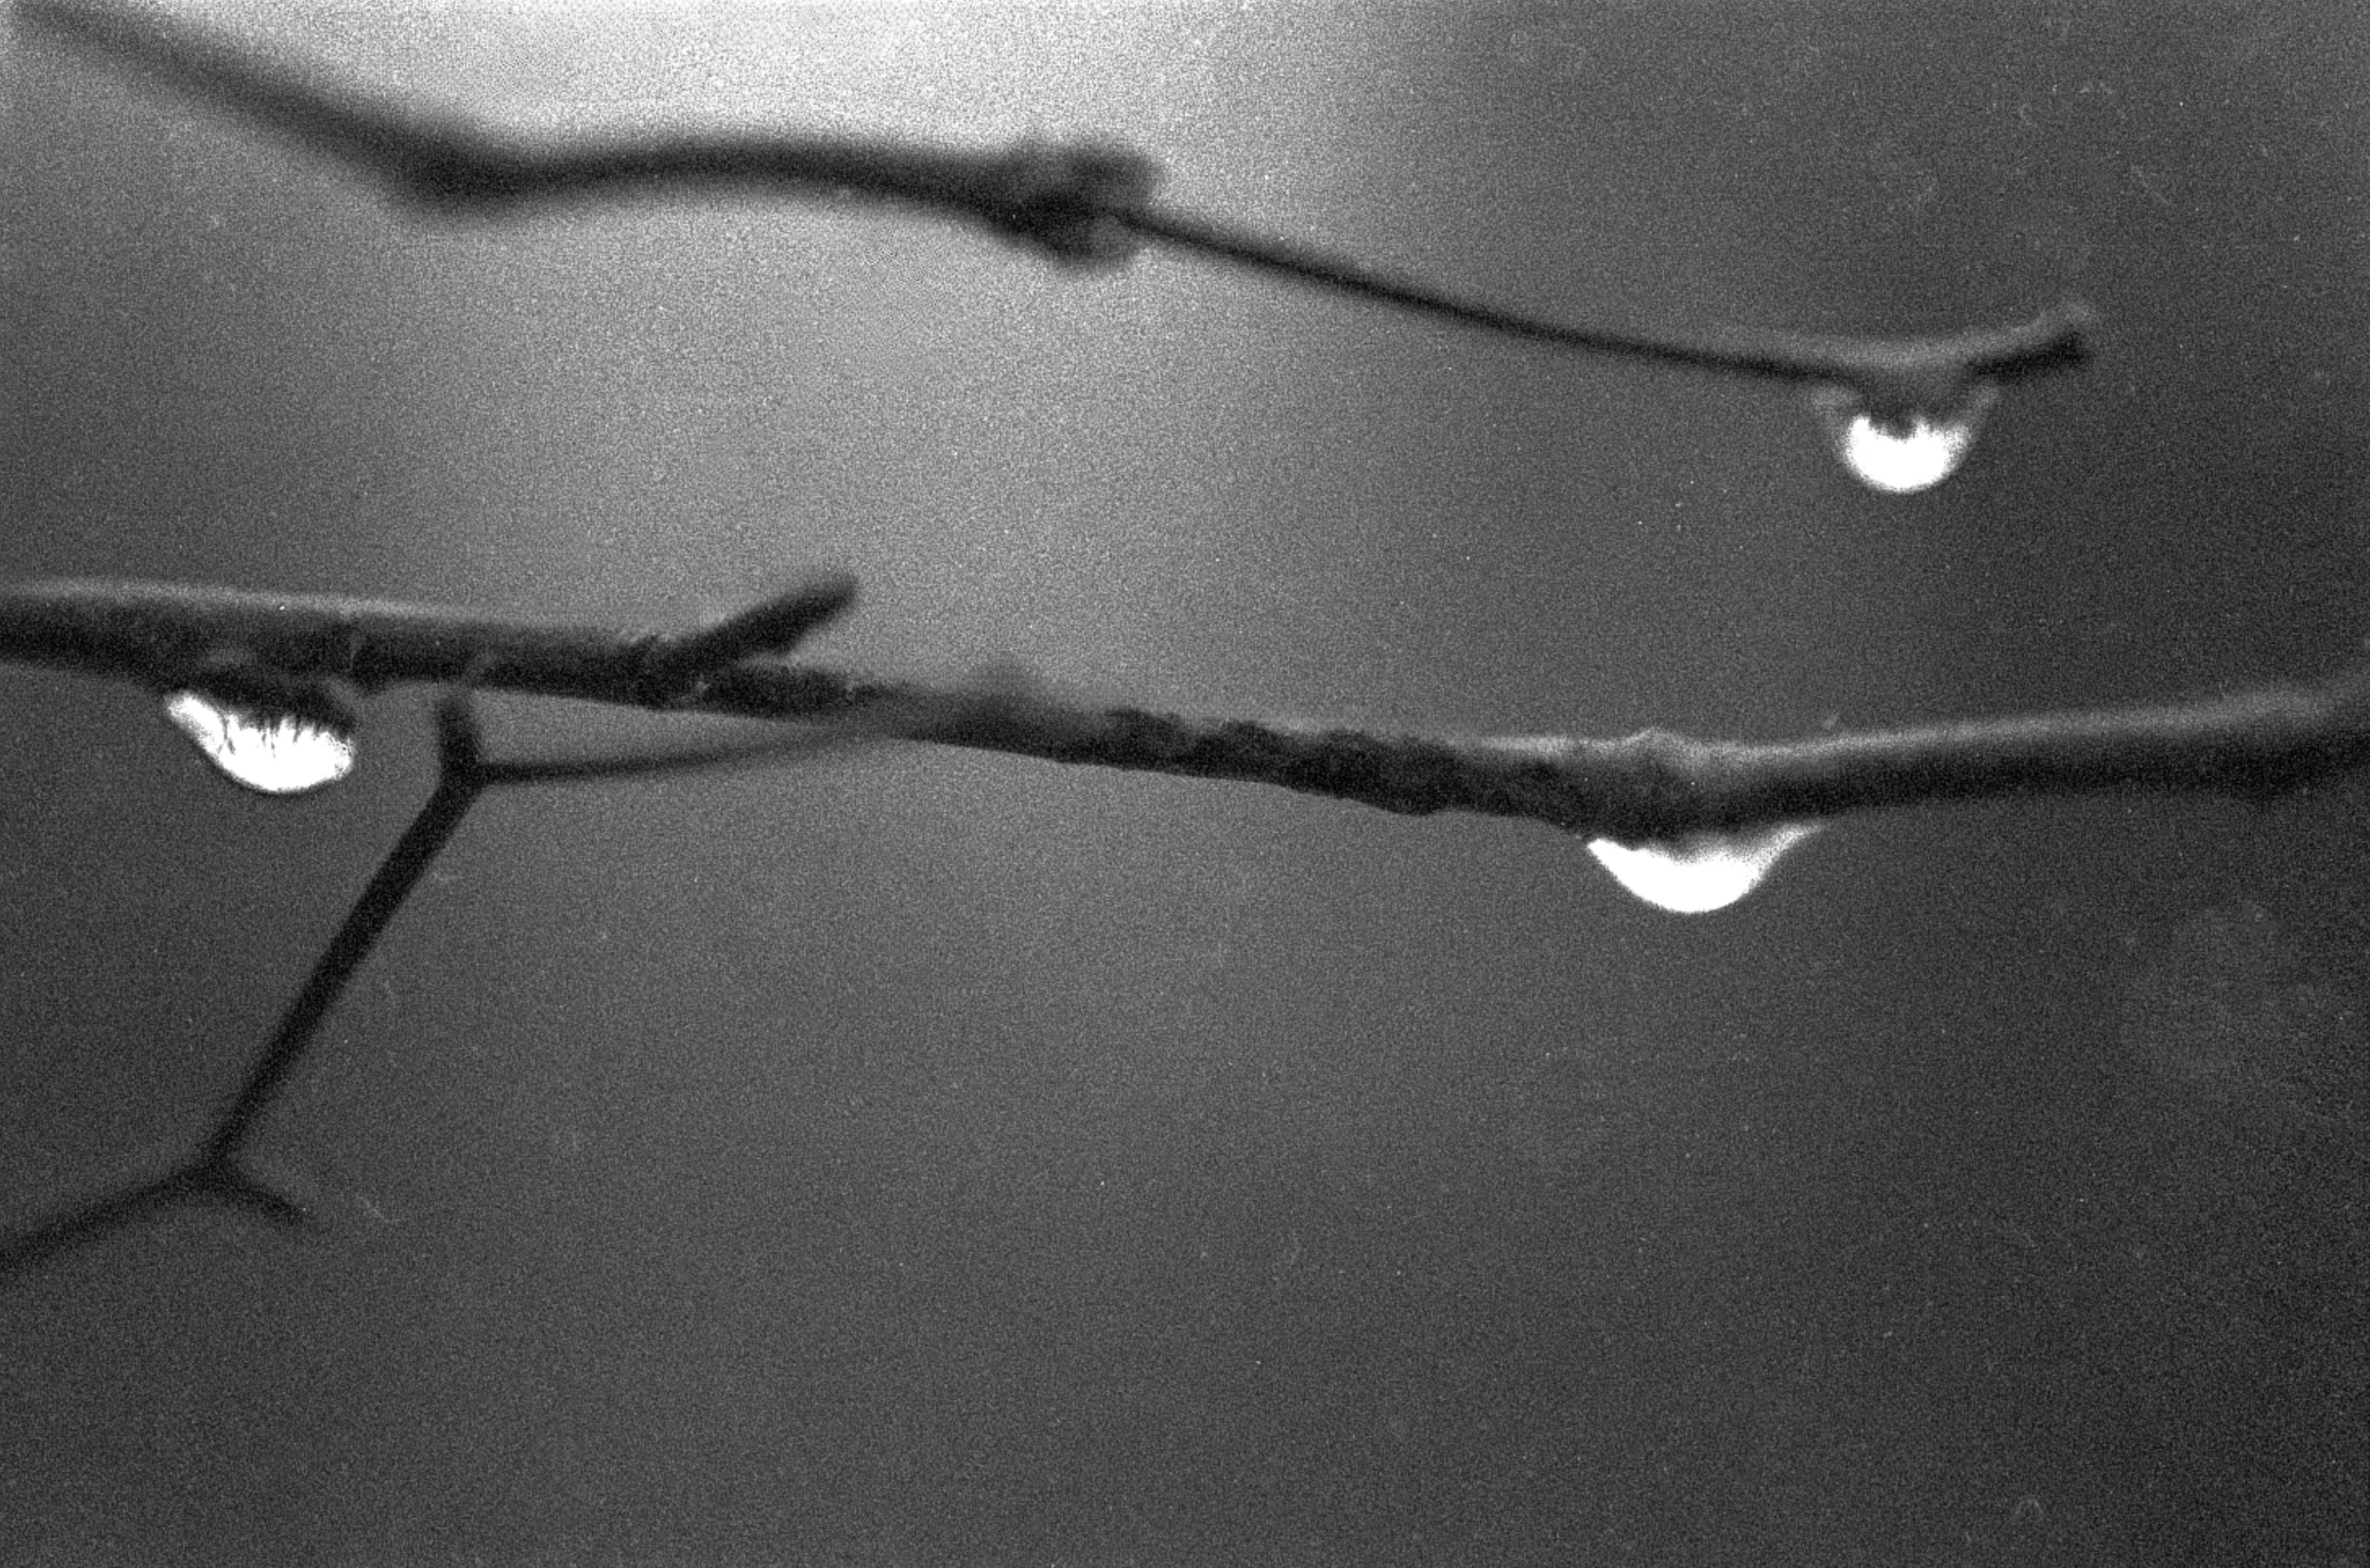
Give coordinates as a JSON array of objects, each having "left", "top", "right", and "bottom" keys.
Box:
[{"left": 6, "top": 571, "right": 2364, "bottom": 1271}]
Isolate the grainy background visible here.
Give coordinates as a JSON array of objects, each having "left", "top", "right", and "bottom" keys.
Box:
[{"left": 3, "top": 4, "right": 2365, "bottom": 1563}]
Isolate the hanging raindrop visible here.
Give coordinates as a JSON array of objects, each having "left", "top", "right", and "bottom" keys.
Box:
[
  {"left": 161, "top": 669, "right": 359, "bottom": 796},
  {"left": 1808, "top": 379, "right": 1998, "bottom": 494},
  {"left": 1585, "top": 822, "right": 1821, "bottom": 914}
]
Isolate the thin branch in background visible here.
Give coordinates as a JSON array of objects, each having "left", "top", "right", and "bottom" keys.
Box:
[
  {"left": 3, "top": 576, "right": 2367, "bottom": 847},
  {"left": 13, "top": 0, "right": 2095, "bottom": 408},
  {"left": 0, "top": 667, "right": 907, "bottom": 1276},
  {"left": 0, "top": 692, "right": 486, "bottom": 1273}
]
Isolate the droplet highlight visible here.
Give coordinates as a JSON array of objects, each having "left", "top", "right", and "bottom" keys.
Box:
[
  {"left": 1809, "top": 379, "right": 1998, "bottom": 494},
  {"left": 1586, "top": 822, "right": 1822, "bottom": 914},
  {"left": 162, "top": 682, "right": 358, "bottom": 796}
]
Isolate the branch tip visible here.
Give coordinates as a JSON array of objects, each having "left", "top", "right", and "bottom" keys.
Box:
[
  {"left": 982, "top": 140, "right": 1162, "bottom": 268},
  {"left": 634, "top": 572, "right": 860, "bottom": 703}
]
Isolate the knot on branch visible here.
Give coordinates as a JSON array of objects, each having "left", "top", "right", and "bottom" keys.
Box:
[
  {"left": 976, "top": 140, "right": 1161, "bottom": 268},
  {"left": 393, "top": 131, "right": 547, "bottom": 211}
]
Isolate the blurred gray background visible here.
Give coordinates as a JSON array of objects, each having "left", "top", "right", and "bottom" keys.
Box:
[{"left": 3, "top": 4, "right": 2365, "bottom": 1563}]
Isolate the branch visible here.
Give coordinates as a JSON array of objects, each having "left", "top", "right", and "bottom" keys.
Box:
[
  {"left": 5, "top": 576, "right": 2366, "bottom": 846},
  {"left": 16, "top": 0, "right": 2095, "bottom": 403}
]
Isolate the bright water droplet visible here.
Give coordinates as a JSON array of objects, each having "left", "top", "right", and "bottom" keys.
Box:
[
  {"left": 1809, "top": 380, "right": 1999, "bottom": 494},
  {"left": 162, "top": 683, "right": 358, "bottom": 796},
  {"left": 1585, "top": 822, "right": 1822, "bottom": 914}
]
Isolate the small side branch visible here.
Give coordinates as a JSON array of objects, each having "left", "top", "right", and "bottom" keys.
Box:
[
  {"left": 16, "top": 0, "right": 2093, "bottom": 393},
  {"left": 3, "top": 576, "right": 2365, "bottom": 843}
]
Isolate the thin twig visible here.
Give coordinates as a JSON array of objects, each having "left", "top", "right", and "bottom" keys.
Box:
[
  {"left": 3, "top": 576, "right": 2366, "bottom": 846},
  {"left": 193, "top": 688, "right": 492, "bottom": 1175},
  {"left": 1127, "top": 208, "right": 2096, "bottom": 395},
  {"left": 0, "top": 694, "right": 487, "bottom": 1271},
  {"left": 16, "top": 0, "right": 2094, "bottom": 395}
]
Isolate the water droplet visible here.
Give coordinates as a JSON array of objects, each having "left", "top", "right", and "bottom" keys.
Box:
[
  {"left": 161, "top": 677, "right": 358, "bottom": 796},
  {"left": 1585, "top": 822, "right": 1821, "bottom": 914},
  {"left": 1808, "top": 379, "right": 1999, "bottom": 493}
]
